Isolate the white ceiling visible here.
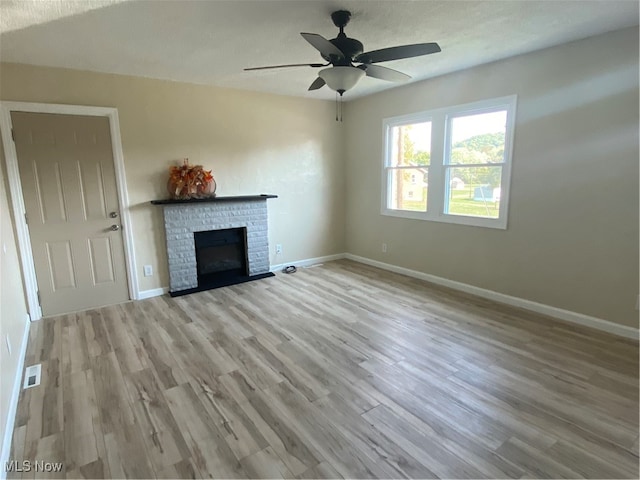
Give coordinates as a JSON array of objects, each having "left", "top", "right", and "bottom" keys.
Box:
[{"left": 1, "top": 0, "right": 638, "bottom": 101}]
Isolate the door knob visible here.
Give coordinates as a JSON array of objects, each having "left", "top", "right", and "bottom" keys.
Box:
[
  {"left": 110, "top": 225, "right": 120, "bottom": 231},
  {"left": 109, "top": 211, "right": 119, "bottom": 218}
]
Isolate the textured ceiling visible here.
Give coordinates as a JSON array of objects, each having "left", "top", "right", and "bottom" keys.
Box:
[
  {"left": 0, "top": 0, "right": 128, "bottom": 33},
  {"left": 0, "top": 0, "right": 638, "bottom": 101}
]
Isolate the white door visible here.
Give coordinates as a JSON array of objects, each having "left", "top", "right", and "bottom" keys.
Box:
[{"left": 11, "top": 112, "right": 129, "bottom": 316}]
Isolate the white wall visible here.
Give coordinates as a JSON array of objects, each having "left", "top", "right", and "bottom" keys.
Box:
[{"left": 344, "top": 27, "right": 639, "bottom": 328}]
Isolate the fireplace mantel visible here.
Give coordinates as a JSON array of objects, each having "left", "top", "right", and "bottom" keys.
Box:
[{"left": 151, "top": 194, "right": 277, "bottom": 205}]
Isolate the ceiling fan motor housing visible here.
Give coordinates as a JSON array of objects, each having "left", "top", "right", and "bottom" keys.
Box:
[{"left": 325, "top": 36, "right": 363, "bottom": 64}]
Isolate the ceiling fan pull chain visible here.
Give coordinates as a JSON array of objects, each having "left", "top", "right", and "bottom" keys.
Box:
[
  {"left": 335, "top": 91, "right": 339, "bottom": 121},
  {"left": 340, "top": 94, "right": 343, "bottom": 122}
]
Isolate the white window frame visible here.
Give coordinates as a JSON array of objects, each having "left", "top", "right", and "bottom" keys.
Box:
[{"left": 381, "top": 95, "right": 517, "bottom": 229}]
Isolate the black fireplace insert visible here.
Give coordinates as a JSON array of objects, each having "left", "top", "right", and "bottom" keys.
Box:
[{"left": 194, "top": 227, "right": 248, "bottom": 287}]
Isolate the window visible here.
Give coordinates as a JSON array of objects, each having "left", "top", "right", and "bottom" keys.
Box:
[
  {"left": 382, "top": 95, "right": 516, "bottom": 229},
  {"left": 385, "top": 120, "right": 431, "bottom": 212}
]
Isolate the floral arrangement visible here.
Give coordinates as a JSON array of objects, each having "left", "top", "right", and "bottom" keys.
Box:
[{"left": 167, "top": 158, "right": 216, "bottom": 200}]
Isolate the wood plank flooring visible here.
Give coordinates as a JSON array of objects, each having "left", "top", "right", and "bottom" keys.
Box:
[{"left": 7, "top": 259, "right": 639, "bottom": 479}]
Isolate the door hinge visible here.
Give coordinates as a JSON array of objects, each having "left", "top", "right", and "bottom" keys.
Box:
[
  {"left": 11, "top": 129, "right": 15, "bottom": 142},
  {"left": 24, "top": 213, "right": 28, "bottom": 225},
  {"left": 37, "top": 291, "right": 41, "bottom": 306}
]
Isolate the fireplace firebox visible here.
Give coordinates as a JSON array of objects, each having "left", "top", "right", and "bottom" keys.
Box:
[{"left": 194, "top": 227, "right": 248, "bottom": 286}]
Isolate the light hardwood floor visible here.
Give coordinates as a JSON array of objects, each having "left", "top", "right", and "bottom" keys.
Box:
[{"left": 8, "top": 259, "right": 639, "bottom": 479}]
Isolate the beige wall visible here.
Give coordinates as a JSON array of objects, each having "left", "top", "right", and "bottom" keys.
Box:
[
  {"left": 0, "top": 64, "right": 346, "bottom": 294},
  {"left": 0, "top": 144, "right": 29, "bottom": 459},
  {"left": 345, "top": 27, "right": 639, "bottom": 328}
]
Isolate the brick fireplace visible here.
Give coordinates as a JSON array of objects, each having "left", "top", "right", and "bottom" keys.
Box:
[{"left": 152, "top": 195, "right": 277, "bottom": 296}]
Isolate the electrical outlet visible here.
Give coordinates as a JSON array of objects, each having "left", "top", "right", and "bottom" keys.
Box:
[
  {"left": 2, "top": 243, "right": 6, "bottom": 254},
  {"left": 143, "top": 265, "right": 153, "bottom": 277},
  {"left": 5, "top": 334, "right": 11, "bottom": 357},
  {"left": 276, "top": 244, "right": 282, "bottom": 254},
  {"left": 382, "top": 243, "right": 388, "bottom": 253}
]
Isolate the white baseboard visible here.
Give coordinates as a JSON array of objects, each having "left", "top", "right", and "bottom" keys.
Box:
[
  {"left": 345, "top": 253, "right": 638, "bottom": 340},
  {"left": 135, "top": 255, "right": 347, "bottom": 298},
  {"left": 270, "top": 253, "right": 346, "bottom": 273},
  {"left": 137, "top": 287, "right": 169, "bottom": 300},
  {"left": 1, "top": 314, "right": 30, "bottom": 479}
]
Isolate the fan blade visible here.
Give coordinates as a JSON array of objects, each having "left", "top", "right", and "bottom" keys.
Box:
[
  {"left": 301, "top": 33, "right": 345, "bottom": 59},
  {"left": 244, "top": 63, "right": 327, "bottom": 71},
  {"left": 359, "top": 64, "right": 411, "bottom": 82},
  {"left": 308, "top": 77, "right": 326, "bottom": 91},
  {"left": 355, "top": 42, "right": 441, "bottom": 64}
]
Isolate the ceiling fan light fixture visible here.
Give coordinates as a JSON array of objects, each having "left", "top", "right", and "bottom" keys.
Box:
[{"left": 318, "top": 66, "right": 365, "bottom": 95}]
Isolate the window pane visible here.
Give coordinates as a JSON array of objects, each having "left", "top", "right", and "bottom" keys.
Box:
[
  {"left": 388, "top": 168, "right": 428, "bottom": 211},
  {"left": 389, "top": 122, "right": 431, "bottom": 167},
  {"left": 445, "top": 166, "right": 502, "bottom": 218},
  {"left": 449, "top": 110, "right": 507, "bottom": 164}
]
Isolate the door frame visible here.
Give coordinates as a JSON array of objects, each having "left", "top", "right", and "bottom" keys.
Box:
[{"left": 0, "top": 102, "right": 139, "bottom": 320}]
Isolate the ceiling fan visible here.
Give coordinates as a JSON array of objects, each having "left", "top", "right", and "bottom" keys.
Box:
[{"left": 244, "top": 10, "right": 441, "bottom": 97}]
